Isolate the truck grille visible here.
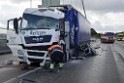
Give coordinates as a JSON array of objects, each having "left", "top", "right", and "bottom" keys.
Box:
[
  {"left": 28, "top": 58, "right": 43, "bottom": 63},
  {"left": 27, "top": 51, "right": 45, "bottom": 57},
  {"left": 21, "top": 45, "right": 50, "bottom": 51},
  {"left": 24, "top": 35, "right": 52, "bottom": 44}
]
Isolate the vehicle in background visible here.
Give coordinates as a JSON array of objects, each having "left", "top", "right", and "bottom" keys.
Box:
[
  {"left": 117, "top": 33, "right": 124, "bottom": 41},
  {"left": 122, "top": 37, "right": 124, "bottom": 41},
  {"left": 101, "top": 32, "right": 115, "bottom": 43},
  {"left": 6, "top": 0, "right": 91, "bottom": 66}
]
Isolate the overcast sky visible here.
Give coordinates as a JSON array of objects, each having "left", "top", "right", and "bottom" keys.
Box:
[{"left": 0, "top": 0, "right": 124, "bottom": 33}]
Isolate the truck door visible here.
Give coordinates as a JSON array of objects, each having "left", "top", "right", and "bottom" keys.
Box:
[{"left": 7, "top": 18, "right": 22, "bottom": 45}]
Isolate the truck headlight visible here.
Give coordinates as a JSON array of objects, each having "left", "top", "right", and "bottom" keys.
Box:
[{"left": 17, "top": 50, "right": 24, "bottom": 55}]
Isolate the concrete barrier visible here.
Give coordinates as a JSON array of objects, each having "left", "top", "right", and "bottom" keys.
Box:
[
  {"left": 0, "top": 46, "right": 11, "bottom": 54},
  {"left": 0, "top": 38, "right": 11, "bottom": 54}
]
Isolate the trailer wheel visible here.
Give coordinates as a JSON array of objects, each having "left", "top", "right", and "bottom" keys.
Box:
[{"left": 64, "top": 52, "right": 70, "bottom": 62}]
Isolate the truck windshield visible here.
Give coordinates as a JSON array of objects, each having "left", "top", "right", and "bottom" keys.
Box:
[
  {"left": 106, "top": 33, "right": 114, "bottom": 36},
  {"left": 20, "top": 14, "right": 59, "bottom": 30}
]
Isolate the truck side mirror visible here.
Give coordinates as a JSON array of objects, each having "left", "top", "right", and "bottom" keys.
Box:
[{"left": 13, "top": 18, "right": 18, "bottom": 34}]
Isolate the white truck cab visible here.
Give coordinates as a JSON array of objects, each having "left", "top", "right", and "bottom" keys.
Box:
[
  {"left": 7, "top": 8, "right": 68, "bottom": 66},
  {"left": 7, "top": 4, "right": 91, "bottom": 66}
]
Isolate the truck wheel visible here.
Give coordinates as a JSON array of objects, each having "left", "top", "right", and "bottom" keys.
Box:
[
  {"left": 43, "top": 63, "right": 50, "bottom": 69},
  {"left": 20, "top": 62, "right": 29, "bottom": 70}
]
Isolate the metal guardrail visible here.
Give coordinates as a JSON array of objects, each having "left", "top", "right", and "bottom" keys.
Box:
[
  {"left": 0, "top": 39, "right": 7, "bottom": 46},
  {"left": 0, "top": 39, "right": 10, "bottom": 54}
]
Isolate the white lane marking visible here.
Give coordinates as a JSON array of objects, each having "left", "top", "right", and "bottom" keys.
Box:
[
  {"left": 115, "top": 43, "right": 124, "bottom": 58},
  {"left": 3, "top": 67, "right": 41, "bottom": 83},
  {"left": 111, "top": 44, "right": 124, "bottom": 83}
]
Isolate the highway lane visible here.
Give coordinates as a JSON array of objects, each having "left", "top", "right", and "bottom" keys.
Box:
[
  {"left": 111, "top": 42, "right": 124, "bottom": 83},
  {"left": 0, "top": 41, "right": 124, "bottom": 83},
  {"left": 0, "top": 53, "right": 38, "bottom": 83},
  {"left": 114, "top": 41, "right": 124, "bottom": 60},
  {"left": 7, "top": 43, "right": 124, "bottom": 83}
]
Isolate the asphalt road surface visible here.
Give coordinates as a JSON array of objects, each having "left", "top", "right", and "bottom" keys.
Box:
[{"left": 0, "top": 41, "right": 124, "bottom": 83}]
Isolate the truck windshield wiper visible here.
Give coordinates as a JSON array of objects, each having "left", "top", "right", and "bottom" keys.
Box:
[
  {"left": 21, "top": 27, "right": 51, "bottom": 30},
  {"left": 21, "top": 27, "right": 36, "bottom": 30},
  {"left": 37, "top": 27, "right": 51, "bottom": 29}
]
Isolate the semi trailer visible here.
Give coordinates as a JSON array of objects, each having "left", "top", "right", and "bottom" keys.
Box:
[{"left": 7, "top": 2, "right": 91, "bottom": 66}]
